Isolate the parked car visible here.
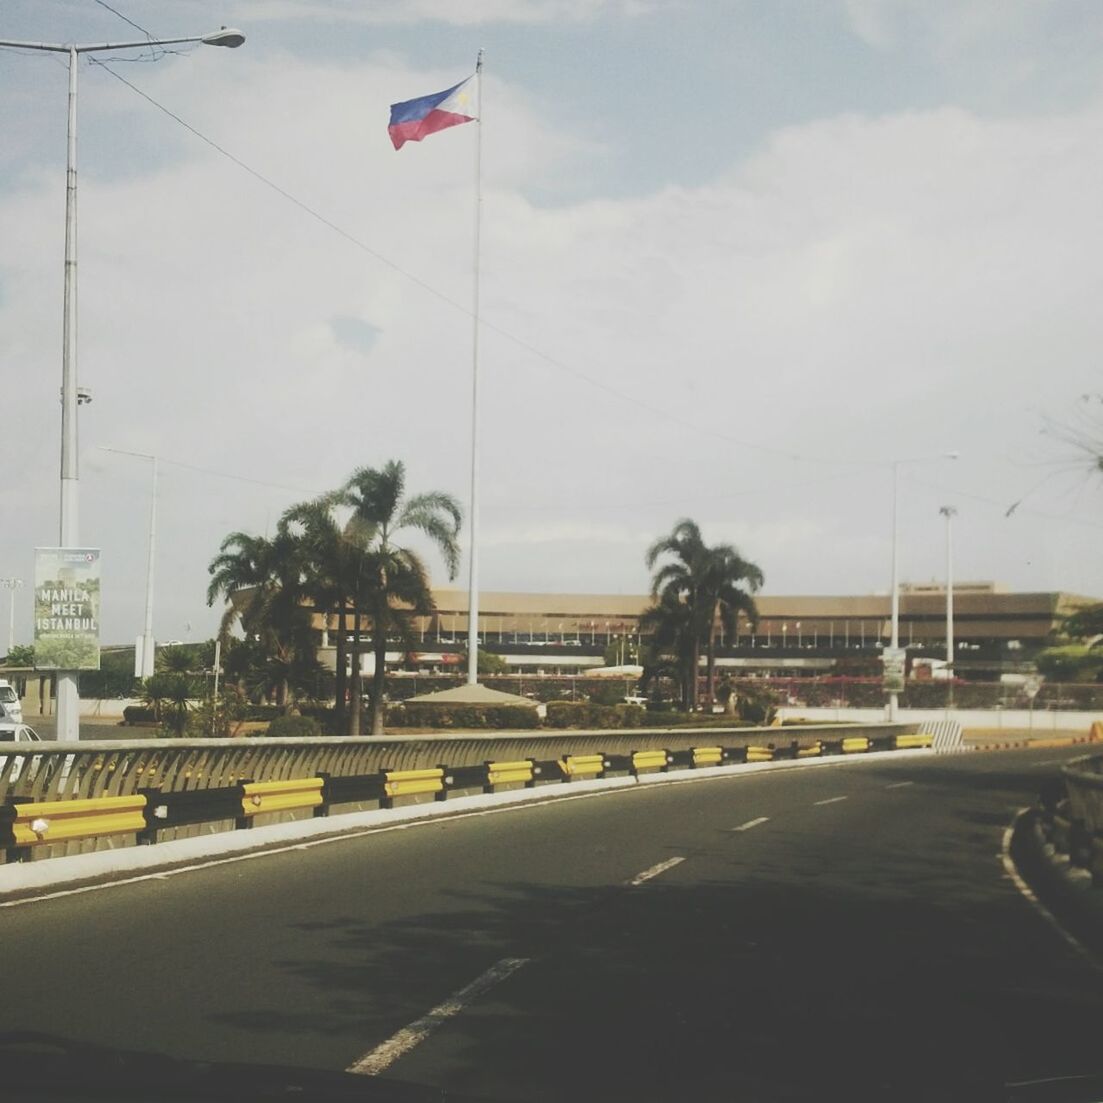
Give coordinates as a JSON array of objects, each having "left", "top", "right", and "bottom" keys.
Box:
[
  {"left": 0, "top": 680, "right": 23, "bottom": 724},
  {"left": 0, "top": 722, "right": 39, "bottom": 743}
]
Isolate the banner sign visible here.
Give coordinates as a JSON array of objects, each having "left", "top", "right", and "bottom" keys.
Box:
[
  {"left": 881, "top": 646, "right": 906, "bottom": 694},
  {"left": 33, "top": 547, "right": 101, "bottom": 671}
]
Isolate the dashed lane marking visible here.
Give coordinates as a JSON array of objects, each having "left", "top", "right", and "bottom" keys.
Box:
[
  {"left": 813, "top": 795, "right": 848, "bottom": 806},
  {"left": 885, "top": 781, "right": 914, "bottom": 789},
  {"left": 627, "top": 856, "right": 685, "bottom": 886},
  {"left": 347, "top": 957, "right": 530, "bottom": 1076},
  {"left": 730, "top": 817, "right": 770, "bottom": 832}
]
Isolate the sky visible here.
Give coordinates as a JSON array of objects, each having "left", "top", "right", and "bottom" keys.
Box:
[{"left": 2, "top": 0, "right": 1102, "bottom": 646}]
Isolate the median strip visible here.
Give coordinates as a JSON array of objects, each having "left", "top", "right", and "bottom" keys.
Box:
[
  {"left": 628, "top": 856, "right": 685, "bottom": 886},
  {"left": 347, "top": 956, "right": 530, "bottom": 1076}
]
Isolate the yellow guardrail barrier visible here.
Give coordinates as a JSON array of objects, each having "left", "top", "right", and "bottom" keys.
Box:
[
  {"left": 383, "top": 767, "right": 444, "bottom": 800},
  {"left": 559, "top": 754, "right": 604, "bottom": 778},
  {"left": 10, "top": 794, "right": 148, "bottom": 846},
  {"left": 797, "top": 741, "right": 823, "bottom": 758},
  {"left": 692, "top": 746, "right": 722, "bottom": 768},
  {"left": 895, "top": 733, "right": 933, "bottom": 749},
  {"left": 631, "top": 750, "right": 669, "bottom": 772},
  {"left": 747, "top": 746, "right": 774, "bottom": 762},
  {"left": 841, "top": 736, "right": 871, "bottom": 754},
  {"left": 486, "top": 760, "right": 534, "bottom": 787},
  {"left": 240, "top": 777, "right": 324, "bottom": 817}
]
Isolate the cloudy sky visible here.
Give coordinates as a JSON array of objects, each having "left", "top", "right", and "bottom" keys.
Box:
[{"left": 2, "top": 0, "right": 1102, "bottom": 645}]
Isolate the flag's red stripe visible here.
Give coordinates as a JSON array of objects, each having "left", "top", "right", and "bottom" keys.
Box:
[{"left": 388, "top": 109, "right": 475, "bottom": 150}]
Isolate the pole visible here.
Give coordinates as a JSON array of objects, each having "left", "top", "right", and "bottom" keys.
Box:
[
  {"left": 140, "top": 457, "right": 158, "bottom": 678},
  {"left": 941, "top": 506, "right": 956, "bottom": 710},
  {"left": 55, "top": 46, "right": 81, "bottom": 743},
  {"left": 211, "top": 637, "right": 222, "bottom": 738},
  {"left": 465, "top": 49, "right": 484, "bottom": 687},
  {"left": 888, "top": 461, "right": 900, "bottom": 721}
]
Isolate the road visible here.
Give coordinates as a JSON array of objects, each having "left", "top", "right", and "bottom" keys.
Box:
[{"left": 0, "top": 747, "right": 1100, "bottom": 1100}]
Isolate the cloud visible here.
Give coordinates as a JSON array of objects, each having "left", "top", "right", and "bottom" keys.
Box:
[
  {"left": 239, "top": 0, "right": 662, "bottom": 26},
  {"left": 3, "top": 47, "right": 1103, "bottom": 644}
]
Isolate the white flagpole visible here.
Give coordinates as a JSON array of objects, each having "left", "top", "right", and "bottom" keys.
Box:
[{"left": 466, "top": 49, "right": 484, "bottom": 686}]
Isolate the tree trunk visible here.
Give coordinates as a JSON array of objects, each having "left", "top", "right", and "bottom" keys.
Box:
[
  {"left": 706, "top": 620, "right": 717, "bottom": 711},
  {"left": 691, "top": 639, "right": 701, "bottom": 711},
  {"left": 347, "top": 586, "right": 362, "bottom": 737},
  {"left": 334, "top": 604, "right": 348, "bottom": 730},
  {"left": 370, "top": 624, "right": 388, "bottom": 735}
]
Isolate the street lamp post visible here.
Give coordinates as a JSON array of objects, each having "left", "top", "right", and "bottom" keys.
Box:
[
  {"left": 0, "top": 579, "right": 24, "bottom": 656},
  {"left": 102, "top": 448, "right": 158, "bottom": 678},
  {"left": 940, "top": 505, "right": 957, "bottom": 708},
  {"left": 887, "top": 453, "right": 958, "bottom": 721},
  {"left": 0, "top": 27, "right": 244, "bottom": 740}
]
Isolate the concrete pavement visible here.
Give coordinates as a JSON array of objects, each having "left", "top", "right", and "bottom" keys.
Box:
[{"left": 0, "top": 747, "right": 1099, "bottom": 1100}]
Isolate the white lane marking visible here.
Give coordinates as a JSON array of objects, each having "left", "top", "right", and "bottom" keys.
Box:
[
  {"left": 628, "top": 856, "right": 685, "bottom": 886},
  {"left": 813, "top": 795, "right": 848, "bottom": 806},
  {"left": 731, "top": 816, "right": 769, "bottom": 832},
  {"left": 885, "top": 781, "right": 913, "bottom": 789},
  {"left": 1000, "top": 810, "right": 1100, "bottom": 972},
  {"left": 0, "top": 748, "right": 932, "bottom": 910},
  {"left": 1031, "top": 760, "right": 1065, "bottom": 768},
  {"left": 347, "top": 957, "right": 530, "bottom": 1076}
]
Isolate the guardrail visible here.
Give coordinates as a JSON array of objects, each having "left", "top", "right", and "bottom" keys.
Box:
[
  {"left": 1058, "top": 753, "right": 1103, "bottom": 886},
  {"left": 0, "top": 722, "right": 922, "bottom": 864}
]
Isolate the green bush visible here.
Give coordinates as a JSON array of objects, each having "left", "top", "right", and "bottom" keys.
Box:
[
  {"left": 388, "top": 703, "right": 540, "bottom": 730},
  {"left": 122, "top": 705, "right": 157, "bottom": 725},
  {"left": 266, "top": 715, "right": 322, "bottom": 738},
  {"left": 545, "top": 702, "right": 644, "bottom": 729},
  {"left": 639, "top": 711, "right": 758, "bottom": 728}
]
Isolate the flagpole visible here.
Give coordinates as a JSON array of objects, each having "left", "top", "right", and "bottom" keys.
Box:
[{"left": 466, "top": 48, "right": 484, "bottom": 686}]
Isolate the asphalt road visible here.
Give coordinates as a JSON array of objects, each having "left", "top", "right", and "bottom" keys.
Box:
[{"left": 1, "top": 747, "right": 1100, "bottom": 1101}]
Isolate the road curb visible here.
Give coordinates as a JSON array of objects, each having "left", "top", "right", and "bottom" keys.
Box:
[
  {"left": 970, "top": 734, "right": 1099, "bottom": 752},
  {"left": 1007, "top": 807, "right": 1103, "bottom": 969}
]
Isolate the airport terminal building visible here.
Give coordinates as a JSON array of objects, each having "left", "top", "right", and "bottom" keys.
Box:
[{"left": 313, "top": 582, "right": 1092, "bottom": 681}]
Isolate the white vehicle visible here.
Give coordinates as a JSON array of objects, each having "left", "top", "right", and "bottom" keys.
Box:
[
  {"left": 0, "top": 723, "right": 40, "bottom": 744},
  {"left": 0, "top": 680, "right": 23, "bottom": 724}
]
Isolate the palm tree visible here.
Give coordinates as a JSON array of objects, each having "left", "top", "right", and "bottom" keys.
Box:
[
  {"left": 206, "top": 529, "right": 310, "bottom": 707},
  {"left": 639, "top": 588, "right": 697, "bottom": 708},
  {"left": 700, "top": 544, "right": 763, "bottom": 708},
  {"left": 645, "top": 519, "right": 762, "bottom": 711},
  {"left": 278, "top": 497, "right": 357, "bottom": 729},
  {"left": 338, "top": 461, "right": 461, "bottom": 735}
]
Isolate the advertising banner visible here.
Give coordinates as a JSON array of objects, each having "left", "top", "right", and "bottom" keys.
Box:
[
  {"left": 881, "top": 646, "right": 906, "bottom": 694},
  {"left": 33, "top": 547, "right": 101, "bottom": 671}
]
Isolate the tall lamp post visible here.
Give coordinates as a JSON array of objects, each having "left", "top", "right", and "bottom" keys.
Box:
[
  {"left": 0, "top": 28, "right": 245, "bottom": 740},
  {"left": 887, "top": 452, "right": 958, "bottom": 720},
  {"left": 0, "top": 579, "right": 24, "bottom": 656},
  {"left": 101, "top": 448, "right": 158, "bottom": 678},
  {"left": 939, "top": 506, "right": 957, "bottom": 708}
]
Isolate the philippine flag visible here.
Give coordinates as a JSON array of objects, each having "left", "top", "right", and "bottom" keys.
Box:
[{"left": 388, "top": 76, "right": 477, "bottom": 151}]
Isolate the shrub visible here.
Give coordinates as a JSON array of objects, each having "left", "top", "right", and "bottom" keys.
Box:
[
  {"left": 545, "top": 702, "right": 644, "bottom": 729},
  {"left": 266, "top": 715, "right": 322, "bottom": 738},
  {"left": 122, "top": 704, "right": 157, "bottom": 725},
  {"left": 388, "top": 704, "right": 541, "bottom": 730}
]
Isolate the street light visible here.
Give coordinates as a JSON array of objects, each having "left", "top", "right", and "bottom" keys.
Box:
[
  {"left": 100, "top": 448, "right": 159, "bottom": 678},
  {"left": 0, "top": 579, "right": 24, "bottom": 656},
  {"left": 887, "top": 452, "right": 958, "bottom": 720},
  {"left": 0, "top": 28, "right": 243, "bottom": 739},
  {"left": 939, "top": 505, "right": 958, "bottom": 708}
]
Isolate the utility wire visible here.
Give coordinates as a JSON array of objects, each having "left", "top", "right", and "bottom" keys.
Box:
[{"left": 89, "top": 59, "right": 869, "bottom": 469}]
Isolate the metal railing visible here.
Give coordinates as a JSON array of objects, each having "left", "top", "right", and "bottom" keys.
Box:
[{"left": 0, "top": 722, "right": 920, "bottom": 863}]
